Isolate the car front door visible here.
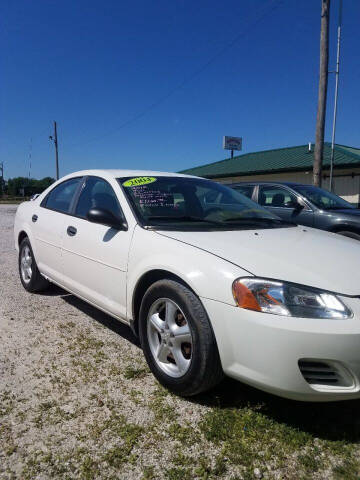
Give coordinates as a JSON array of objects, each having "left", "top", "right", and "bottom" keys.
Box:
[
  {"left": 258, "top": 185, "right": 314, "bottom": 227},
  {"left": 61, "top": 176, "right": 133, "bottom": 320},
  {"left": 34, "top": 177, "right": 83, "bottom": 282}
]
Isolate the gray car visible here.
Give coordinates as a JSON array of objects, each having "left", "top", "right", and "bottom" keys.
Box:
[{"left": 230, "top": 181, "right": 360, "bottom": 240}]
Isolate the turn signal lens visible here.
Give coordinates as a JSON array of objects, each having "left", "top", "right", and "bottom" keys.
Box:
[
  {"left": 232, "top": 281, "right": 261, "bottom": 311},
  {"left": 232, "top": 277, "right": 352, "bottom": 319}
]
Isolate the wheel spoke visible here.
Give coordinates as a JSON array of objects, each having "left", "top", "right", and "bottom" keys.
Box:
[
  {"left": 157, "top": 341, "right": 170, "bottom": 363},
  {"left": 170, "top": 345, "right": 189, "bottom": 374},
  {"left": 165, "top": 301, "right": 177, "bottom": 328},
  {"left": 149, "top": 313, "right": 164, "bottom": 333},
  {"left": 172, "top": 324, "right": 192, "bottom": 344}
]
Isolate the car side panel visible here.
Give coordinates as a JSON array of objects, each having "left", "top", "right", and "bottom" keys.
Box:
[
  {"left": 126, "top": 225, "right": 250, "bottom": 321},
  {"left": 14, "top": 200, "right": 66, "bottom": 283},
  {"left": 32, "top": 206, "right": 67, "bottom": 282},
  {"left": 61, "top": 217, "right": 136, "bottom": 319},
  {"left": 313, "top": 210, "right": 360, "bottom": 233}
]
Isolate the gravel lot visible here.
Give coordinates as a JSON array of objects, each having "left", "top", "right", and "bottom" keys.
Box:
[{"left": 1, "top": 203, "right": 360, "bottom": 480}]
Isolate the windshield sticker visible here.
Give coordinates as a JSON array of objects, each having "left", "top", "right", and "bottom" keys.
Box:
[
  {"left": 133, "top": 187, "right": 174, "bottom": 207},
  {"left": 123, "top": 177, "right": 157, "bottom": 187}
]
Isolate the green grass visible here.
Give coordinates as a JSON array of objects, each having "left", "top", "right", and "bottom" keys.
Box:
[
  {"left": 333, "top": 458, "right": 360, "bottom": 479},
  {"left": 193, "top": 380, "right": 360, "bottom": 479},
  {"left": 142, "top": 466, "right": 156, "bottom": 479},
  {"left": 9, "top": 383, "right": 360, "bottom": 480},
  {"left": 4, "top": 304, "right": 360, "bottom": 480},
  {"left": 165, "top": 467, "right": 192, "bottom": 480},
  {"left": 124, "top": 364, "right": 149, "bottom": 379},
  {"left": 0, "top": 391, "right": 15, "bottom": 417}
]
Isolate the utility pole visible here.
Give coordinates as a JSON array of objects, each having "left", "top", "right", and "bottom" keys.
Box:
[
  {"left": 329, "top": 0, "right": 342, "bottom": 192},
  {"left": 0, "top": 162, "right": 3, "bottom": 196},
  {"left": 313, "top": 0, "right": 330, "bottom": 187},
  {"left": 49, "top": 121, "right": 59, "bottom": 180}
]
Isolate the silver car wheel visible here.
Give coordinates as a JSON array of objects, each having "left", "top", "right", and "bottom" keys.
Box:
[
  {"left": 147, "top": 298, "right": 193, "bottom": 378},
  {"left": 20, "top": 245, "right": 33, "bottom": 283}
]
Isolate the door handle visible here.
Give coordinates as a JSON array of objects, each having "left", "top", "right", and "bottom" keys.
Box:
[
  {"left": 67, "top": 226, "right": 77, "bottom": 237},
  {"left": 32, "top": 214, "right": 38, "bottom": 222}
]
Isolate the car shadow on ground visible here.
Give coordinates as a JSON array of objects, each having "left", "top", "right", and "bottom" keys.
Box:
[
  {"left": 194, "top": 377, "right": 360, "bottom": 443},
  {"left": 44, "top": 283, "right": 139, "bottom": 347},
  {"left": 42, "top": 283, "right": 360, "bottom": 443}
]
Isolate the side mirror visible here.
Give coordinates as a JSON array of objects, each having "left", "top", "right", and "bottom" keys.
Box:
[
  {"left": 286, "top": 199, "right": 304, "bottom": 210},
  {"left": 86, "top": 208, "right": 127, "bottom": 230}
]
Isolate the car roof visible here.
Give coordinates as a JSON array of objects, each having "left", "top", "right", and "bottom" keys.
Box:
[
  {"left": 58, "top": 169, "right": 199, "bottom": 181},
  {"left": 230, "top": 181, "right": 308, "bottom": 188}
]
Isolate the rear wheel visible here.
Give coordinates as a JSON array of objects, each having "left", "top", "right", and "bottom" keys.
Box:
[
  {"left": 139, "top": 279, "right": 223, "bottom": 396},
  {"left": 337, "top": 230, "right": 360, "bottom": 241},
  {"left": 19, "top": 237, "right": 49, "bottom": 292}
]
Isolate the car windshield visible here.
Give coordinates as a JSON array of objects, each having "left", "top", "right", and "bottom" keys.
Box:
[
  {"left": 118, "top": 176, "right": 294, "bottom": 230},
  {"left": 291, "top": 184, "right": 356, "bottom": 210}
]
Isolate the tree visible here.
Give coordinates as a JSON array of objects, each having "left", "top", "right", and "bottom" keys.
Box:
[
  {"left": 313, "top": 0, "right": 331, "bottom": 187},
  {"left": 6, "top": 177, "right": 55, "bottom": 196}
]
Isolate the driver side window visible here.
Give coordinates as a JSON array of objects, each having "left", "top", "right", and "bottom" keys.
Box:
[
  {"left": 75, "top": 177, "right": 123, "bottom": 219},
  {"left": 258, "top": 186, "right": 297, "bottom": 209}
]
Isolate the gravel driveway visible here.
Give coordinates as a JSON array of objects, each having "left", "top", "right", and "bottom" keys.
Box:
[{"left": 1, "top": 203, "right": 360, "bottom": 480}]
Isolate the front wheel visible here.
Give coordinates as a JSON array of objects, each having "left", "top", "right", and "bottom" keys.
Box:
[
  {"left": 19, "top": 237, "right": 49, "bottom": 292},
  {"left": 139, "top": 279, "right": 223, "bottom": 396}
]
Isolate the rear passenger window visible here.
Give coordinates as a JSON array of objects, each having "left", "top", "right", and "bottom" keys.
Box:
[
  {"left": 43, "top": 178, "right": 81, "bottom": 213},
  {"left": 232, "top": 185, "right": 254, "bottom": 199}
]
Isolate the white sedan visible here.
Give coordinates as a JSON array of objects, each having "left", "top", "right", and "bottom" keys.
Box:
[{"left": 14, "top": 170, "right": 360, "bottom": 401}]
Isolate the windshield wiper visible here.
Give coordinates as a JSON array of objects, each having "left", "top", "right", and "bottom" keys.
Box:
[
  {"left": 146, "top": 215, "right": 223, "bottom": 225},
  {"left": 223, "top": 217, "right": 293, "bottom": 224}
]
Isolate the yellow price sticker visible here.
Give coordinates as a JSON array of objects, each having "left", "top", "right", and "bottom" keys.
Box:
[{"left": 123, "top": 177, "right": 157, "bottom": 187}]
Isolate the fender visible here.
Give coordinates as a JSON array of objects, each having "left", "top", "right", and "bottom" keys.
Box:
[
  {"left": 14, "top": 202, "right": 39, "bottom": 258},
  {"left": 126, "top": 226, "right": 250, "bottom": 321}
]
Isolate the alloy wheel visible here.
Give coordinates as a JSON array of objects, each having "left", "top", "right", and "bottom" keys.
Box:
[
  {"left": 20, "top": 245, "right": 33, "bottom": 284},
  {"left": 147, "top": 298, "right": 193, "bottom": 378}
]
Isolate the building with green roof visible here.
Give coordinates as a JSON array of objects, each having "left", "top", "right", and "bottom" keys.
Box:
[{"left": 180, "top": 143, "right": 360, "bottom": 205}]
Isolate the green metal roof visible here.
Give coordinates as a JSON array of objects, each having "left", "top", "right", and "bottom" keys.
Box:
[{"left": 179, "top": 143, "right": 360, "bottom": 179}]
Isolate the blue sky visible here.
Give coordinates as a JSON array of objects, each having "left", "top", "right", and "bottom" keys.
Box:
[{"left": 2, "top": 0, "right": 360, "bottom": 180}]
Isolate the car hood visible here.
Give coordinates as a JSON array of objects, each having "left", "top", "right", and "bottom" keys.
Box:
[{"left": 158, "top": 226, "right": 360, "bottom": 296}]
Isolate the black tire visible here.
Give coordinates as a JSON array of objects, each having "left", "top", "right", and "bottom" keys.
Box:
[
  {"left": 139, "top": 279, "right": 224, "bottom": 396},
  {"left": 18, "top": 237, "right": 49, "bottom": 292},
  {"left": 337, "top": 230, "right": 360, "bottom": 241}
]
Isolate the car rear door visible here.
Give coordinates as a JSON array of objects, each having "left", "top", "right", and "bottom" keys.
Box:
[
  {"left": 61, "top": 175, "right": 133, "bottom": 320},
  {"left": 258, "top": 185, "right": 314, "bottom": 226},
  {"left": 33, "top": 177, "right": 83, "bottom": 282}
]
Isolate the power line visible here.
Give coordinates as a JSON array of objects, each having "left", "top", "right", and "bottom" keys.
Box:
[{"left": 66, "top": 0, "right": 283, "bottom": 150}]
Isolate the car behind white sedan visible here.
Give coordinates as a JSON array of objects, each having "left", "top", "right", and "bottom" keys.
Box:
[{"left": 14, "top": 170, "right": 360, "bottom": 401}]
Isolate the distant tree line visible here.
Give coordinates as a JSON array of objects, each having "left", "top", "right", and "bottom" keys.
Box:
[{"left": 2, "top": 177, "right": 55, "bottom": 197}]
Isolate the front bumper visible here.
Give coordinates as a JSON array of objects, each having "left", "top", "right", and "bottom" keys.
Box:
[{"left": 202, "top": 295, "right": 360, "bottom": 401}]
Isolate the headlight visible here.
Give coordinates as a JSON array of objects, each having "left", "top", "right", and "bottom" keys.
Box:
[{"left": 232, "top": 277, "right": 352, "bottom": 319}]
